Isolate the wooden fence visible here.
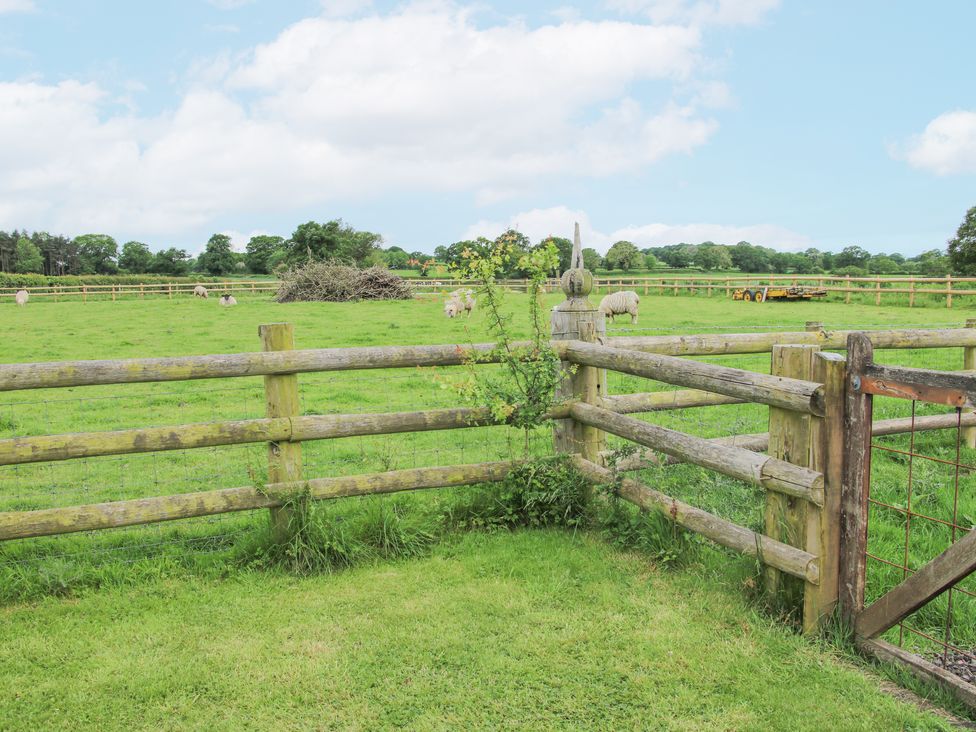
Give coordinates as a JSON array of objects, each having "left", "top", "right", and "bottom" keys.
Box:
[{"left": 4, "top": 273, "right": 973, "bottom": 307}]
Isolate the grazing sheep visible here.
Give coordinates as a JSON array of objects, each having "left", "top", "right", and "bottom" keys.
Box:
[
  {"left": 598, "top": 290, "right": 640, "bottom": 324},
  {"left": 444, "top": 296, "right": 462, "bottom": 318},
  {"left": 193, "top": 285, "right": 209, "bottom": 299},
  {"left": 219, "top": 294, "right": 237, "bottom": 307},
  {"left": 14, "top": 290, "right": 28, "bottom": 307},
  {"left": 449, "top": 289, "right": 476, "bottom": 317}
]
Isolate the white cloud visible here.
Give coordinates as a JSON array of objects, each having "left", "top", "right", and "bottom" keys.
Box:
[
  {"left": 0, "top": 0, "right": 34, "bottom": 12},
  {"left": 463, "top": 205, "right": 809, "bottom": 253},
  {"left": 606, "top": 0, "right": 779, "bottom": 26},
  {"left": 897, "top": 111, "right": 976, "bottom": 175},
  {"left": 220, "top": 229, "right": 271, "bottom": 252},
  {"left": 0, "top": 4, "right": 725, "bottom": 238}
]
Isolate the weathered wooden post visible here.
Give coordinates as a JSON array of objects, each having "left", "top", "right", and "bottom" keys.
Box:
[
  {"left": 909, "top": 276, "right": 915, "bottom": 307},
  {"left": 947, "top": 274, "right": 953, "bottom": 309},
  {"left": 552, "top": 223, "right": 606, "bottom": 465},
  {"left": 805, "top": 351, "right": 845, "bottom": 632},
  {"left": 965, "top": 319, "right": 976, "bottom": 449},
  {"left": 845, "top": 274, "right": 851, "bottom": 304},
  {"left": 805, "top": 321, "right": 823, "bottom": 334},
  {"left": 875, "top": 279, "right": 881, "bottom": 306},
  {"left": 260, "top": 323, "right": 303, "bottom": 541},
  {"left": 765, "top": 344, "right": 821, "bottom": 613}
]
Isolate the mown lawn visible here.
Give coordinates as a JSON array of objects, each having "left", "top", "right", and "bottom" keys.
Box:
[{"left": 0, "top": 530, "right": 954, "bottom": 730}]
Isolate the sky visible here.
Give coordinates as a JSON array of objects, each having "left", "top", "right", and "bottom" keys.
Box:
[{"left": 0, "top": 0, "right": 974, "bottom": 257}]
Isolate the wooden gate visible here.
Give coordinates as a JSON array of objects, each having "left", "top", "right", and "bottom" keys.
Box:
[{"left": 843, "top": 333, "right": 976, "bottom": 709}]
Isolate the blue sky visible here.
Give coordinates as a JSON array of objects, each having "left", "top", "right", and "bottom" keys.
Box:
[{"left": 1, "top": 0, "right": 974, "bottom": 257}]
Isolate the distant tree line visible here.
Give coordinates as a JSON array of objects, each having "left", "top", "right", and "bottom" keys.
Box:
[{"left": 3, "top": 204, "right": 975, "bottom": 278}]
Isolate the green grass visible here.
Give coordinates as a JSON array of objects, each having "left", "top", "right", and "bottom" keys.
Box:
[
  {"left": 0, "top": 530, "right": 954, "bottom": 730},
  {"left": 0, "top": 292, "right": 972, "bottom": 725}
]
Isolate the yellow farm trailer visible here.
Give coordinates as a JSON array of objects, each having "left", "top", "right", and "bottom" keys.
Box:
[{"left": 731, "top": 286, "right": 828, "bottom": 303}]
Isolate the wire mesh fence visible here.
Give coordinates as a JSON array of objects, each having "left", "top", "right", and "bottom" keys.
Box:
[{"left": 866, "top": 403, "right": 976, "bottom": 683}]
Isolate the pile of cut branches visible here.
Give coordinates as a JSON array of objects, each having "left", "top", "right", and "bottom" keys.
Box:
[{"left": 274, "top": 261, "right": 413, "bottom": 302}]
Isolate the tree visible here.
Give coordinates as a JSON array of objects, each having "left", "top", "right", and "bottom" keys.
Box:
[
  {"left": 692, "top": 243, "right": 732, "bottom": 271},
  {"left": 834, "top": 245, "right": 871, "bottom": 269},
  {"left": 197, "top": 234, "right": 236, "bottom": 276},
  {"left": 74, "top": 234, "right": 118, "bottom": 274},
  {"left": 947, "top": 206, "right": 976, "bottom": 275},
  {"left": 118, "top": 241, "right": 154, "bottom": 273},
  {"left": 494, "top": 230, "right": 532, "bottom": 277},
  {"left": 0, "top": 230, "right": 17, "bottom": 272},
  {"left": 537, "top": 236, "right": 573, "bottom": 274},
  {"left": 868, "top": 255, "right": 899, "bottom": 274},
  {"left": 582, "top": 247, "right": 603, "bottom": 271},
  {"left": 150, "top": 248, "right": 190, "bottom": 276},
  {"left": 13, "top": 237, "right": 43, "bottom": 273},
  {"left": 244, "top": 235, "right": 285, "bottom": 274},
  {"left": 284, "top": 220, "right": 382, "bottom": 267},
  {"left": 604, "top": 240, "right": 644, "bottom": 271},
  {"left": 730, "top": 241, "right": 771, "bottom": 273},
  {"left": 644, "top": 252, "right": 659, "bottom": 270},
  {"left": 915, "top": 249, "right": 951, "bottom": 277},
  {"left": 657, "top": 243, "right": 696, "bottom": 268}
]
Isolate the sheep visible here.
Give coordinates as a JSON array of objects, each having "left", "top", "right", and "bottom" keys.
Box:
[
  {"left": 449, "top": 288, "right": 476, "bottom": 317},
  {"left": 14, "top": 290, "right": 28, "bottom": 307},
  {"left": 219, "top": 294, "right": 237, "bottom": 307},
  {"left": 193, "top": 285, "right": 209, "bottom": 299},
  {"left": 598, "top": 290, "right": 640, "bottom": 324},
  {"left": 444, "top": 297, "right": 462, "bottom": 318}
]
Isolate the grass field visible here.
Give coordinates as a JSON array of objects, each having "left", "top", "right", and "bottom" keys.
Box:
[{"left": 0, "top": 292, "right": 972, "bottom": 727}]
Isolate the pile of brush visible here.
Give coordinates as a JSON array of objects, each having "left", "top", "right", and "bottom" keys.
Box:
[{"left": 274, "top": 261, "right": 414, "bottom": 302}]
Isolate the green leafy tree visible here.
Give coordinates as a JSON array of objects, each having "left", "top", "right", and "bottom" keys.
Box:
[
  {"left": 245, "top": 235, "right": 285, "bottom": 274},
  {"left": 730, "top": 241, "right": 771, "bottom": 273},
  {"left": 197, "top": 234, "right": 236, "bottom": 276},
  {"left": 442, "top": 239, "right": 492, "bottom": 272},
  {"left": 118, "top": 241, "right": 154, "bottom": 273},
  {"left": 604, "top": 241, "right": 644, "bottom": 271},
  {"left": 692, "top": 243, "right": 732, "bottom": 271},
  {"left": 150, "top": 248, "right": 191, "bottom": 276},
  {"left": 644, "top": 252, "right": 659, "bottom": 270},
  {"left": 284, "top": 220, "right": 382, "bottom": 267},
  {"left": 834, "top": 245, "right": 871, "bottom": 269},
  {"left": 536, "top": 236, "right": 573, "bottom": 274},
  {"left": 74, "top": 234, "right": 119, "bottom": 274},
  {"left": 582, "top": 248, "right": 603, "bottom": 271},
  {"left": 947, "top": 205, "right": 976, "bottom": 275},
  {"left": 868, "top": 255, "right": 899, "bottom": 274},
  {"left": 13, "top": 236, "right": 44, "bottom": 273},
  {"left": 382, "top": 246, "right": 410, "bottom": 269},
  {"left": 658, "top": 243, "right": 697, "bottom": 268},
  {"left": 494, "top": 230, "right": 532, "bottom": 277},
  {"left": 0, "top": 230, "right": 18, "bottom": 271},
  {"left": 915, "top": 249, "right": 951, "bottom": 276}
]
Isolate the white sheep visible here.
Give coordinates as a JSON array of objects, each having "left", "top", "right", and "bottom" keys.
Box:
[
  {"left": 14, "top": 290, "right": 28, "bottom": 307},
  {"left": 444, "top": 297, "right": 462, "bottom": 318},
  {"left": 219, "top": 294, "right": 237, "bottom": 307},
  {"left": 193, "top": 285, "right": 209, "bottom": 299},
  {"left": 449, "top": 289, "right": 476, "bottom": 317},
  {"left": 598, "top": 290, "right": 640, "bottom": 324}
]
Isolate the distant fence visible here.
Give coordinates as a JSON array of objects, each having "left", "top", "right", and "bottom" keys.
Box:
[
  {"left": 3, "top": 274, "right": 972, "bottom": 307},
  {"left": 0, "top": 279, "right": 278, "bottom": 302}
]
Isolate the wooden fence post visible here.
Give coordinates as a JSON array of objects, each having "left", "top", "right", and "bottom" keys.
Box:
[
  {"left": 965, "top": 319, "right": 976, "bottom": 449},
  {"left": 766, "top": 344, "right": 821, "bottom": 614},
  {"left": 947, "top": 274, "right": 953, "bottom": 309},
  {"left": 805, "top": 321, "right": 823, "bottom": 334},
  {"left": 260, "top": 323, "right": 304, "bottom": 541},
  {"left": 875, "top": 279, "right": 881, "bottom": 306},
  {"left": 845, "top": 274, "right": 851, "bottom": 304},
  {"left": 551, "top": 224, "right": 606, "bottom": 467},
  {"left": 840, "top": 333, "right": 874, "bottom": 623},
  {"left": 909, "top": 276, "right": 915, "bottom": 307},
  {"left": 804, "top": 351, "right": 845, "bottom": 632}
]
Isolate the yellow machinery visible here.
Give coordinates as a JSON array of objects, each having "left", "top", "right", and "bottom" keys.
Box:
[{"left": 731, "top": 285, "right": 827, "bottom": 303}]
